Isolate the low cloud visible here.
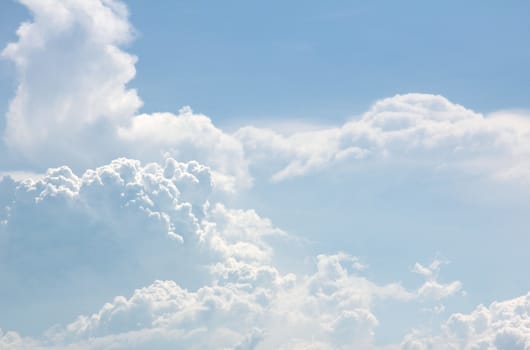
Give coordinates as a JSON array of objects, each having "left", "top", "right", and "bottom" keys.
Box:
[
  {"left": 0, "top": 157, "right": 462, "bottom": 349},
  {"left": 403, "top": 292, "right": 530, "bottom": 349}
]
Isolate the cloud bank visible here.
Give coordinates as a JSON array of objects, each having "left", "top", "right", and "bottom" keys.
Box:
[
  {"left": 403, "top": 292, "right": 530, "bottom": 349},
  {"left": 236, "top": 94, "right": 530, "bottom": 184},
  {"left": 0, "top": 158, "right": 462, "bottom": 349},
  {"left": 1, "top": 0, "right": 530, "bottom": 349}
]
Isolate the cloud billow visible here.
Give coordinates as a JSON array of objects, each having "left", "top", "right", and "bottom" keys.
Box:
[
  {"left": 1, "top": 0, "right": 530, "bottom": 349},
  {"left": 402, "top": 292, "right": 530, "bottom": 349},
  {"left": 0, "top": 157, "right": 461, "bottom": 349},
  {"left": 2, "top": 0, "right": 141, "bottom": 168}
]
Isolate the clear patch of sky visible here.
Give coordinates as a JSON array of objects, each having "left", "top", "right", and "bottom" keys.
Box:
[{"left": 124, "top": 0, "right": 530, "bottom": 124}]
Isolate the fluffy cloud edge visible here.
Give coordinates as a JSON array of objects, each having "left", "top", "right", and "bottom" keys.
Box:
[{"left": 3, "top": 1, "right": 530, "bottom": 192}]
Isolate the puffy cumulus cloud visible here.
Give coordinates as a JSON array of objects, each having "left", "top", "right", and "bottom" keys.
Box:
[
  {"left": 201, "top": 203, "right": 286, "bottom": 265},
  {"left": 1, "top": 1, "right": 251, "bottom": 189},
  {"left": 1, "top": 157, "right": 277, "bottom": 330},
  {"left": 4, "top": 1, "right": 530, "bottom": 191},
  {"left": 0, "top": 156, "right": 460, "bottom": 348},
  {"left": 259, "top": 253, "right": 410, "bottom": 349},
  {"left": 0, "top": 156, "right": 281, "bottom": 337},
  {"left": 236, "top": 94, "right": 530, "bottom": 183},
  {"left": 41, "top": 275, "right": 280, "bottom": 349},
  {"left": 2, "top": 0, "right": 141, "bottom": 167},
  {"left": 0, "top": 157, "right": 218, "bottom": 330},
  {"left": 117, "top": 107, "right": 252, "bottom": 191},
  {"left": 0, "top": 2, "right": 522, "bottom": 348},
  {"left": 50, "top": 280, "right": 274, "bottom": 349},
  {"left": 0, "top": 155, "right": 274, "bottom": 276},
  {"left": 402, "top": 292, "right": 530, "bottom": 350},
  {"left": 0, "top": 252, "right": 452, "bottom": 350},
  {"left": 0, "top": 156, "right": 465, "bottom": 349},
  {"left": 0, "top": 156, "right": 211, "bottom": 263}
]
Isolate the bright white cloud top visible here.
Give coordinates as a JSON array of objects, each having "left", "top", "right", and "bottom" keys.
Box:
[{"left": 0, "top": 0, "right": 529, "bottom": 349}]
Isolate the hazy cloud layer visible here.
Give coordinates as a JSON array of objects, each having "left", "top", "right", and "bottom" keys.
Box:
[{"left": 2, "top": 0, "right": 140, "bottom": 167}]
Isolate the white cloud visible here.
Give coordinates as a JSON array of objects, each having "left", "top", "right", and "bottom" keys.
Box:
[
  {"left": 2, "top": 0, "right": 141, "bottom": 168},
  {"left": 236, "top": 94, "right": 530, "bottom": 184},
  {"left": 402, "top": 292, "right": 530, "bottom": 350},
  {"left": 1, "top": 1, "right": 529, "bottom": 349},
  {"left": 118, "top": 107, "right": 252, "bottom": 191},
  {"left": 0, "top": 252, "right": 445, "bottom": 350},
  {"left": 0, "top": 158, "right": 464, "bottom": 349},
  {"left": 0, "top": 157, "right": 215, "bottom": 332},
  {"left": 4, "top": 1, "right": 530, "bottom": 192},
  {"left": 1, "top": 1, "right": 251, "bottom": 190}
]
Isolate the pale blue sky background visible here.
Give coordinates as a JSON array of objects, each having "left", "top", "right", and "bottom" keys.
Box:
[
  {"left": 1, "top": 0, "right": 530, "bottom": 347},
  {"left": 126, "top": 0, "right": 530, "bottom": 122}
]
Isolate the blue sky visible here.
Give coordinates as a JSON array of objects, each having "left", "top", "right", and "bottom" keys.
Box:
[
  {"left": 127, "top": 0, "right": 530, "bottom": 121},
  {"left": 1, "top": 1, "right": 530, "bottom": 349}
]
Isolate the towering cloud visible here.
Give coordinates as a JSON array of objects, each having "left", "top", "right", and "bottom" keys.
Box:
[
  {"left": 2, "top": 0, "right": 252, "bottom": 188},
  {"left": 0, "top": 157, "right": 213, "bottom": 330},
  {"left": 2, "top": 0, "right": 141, "bottom": 167}
]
